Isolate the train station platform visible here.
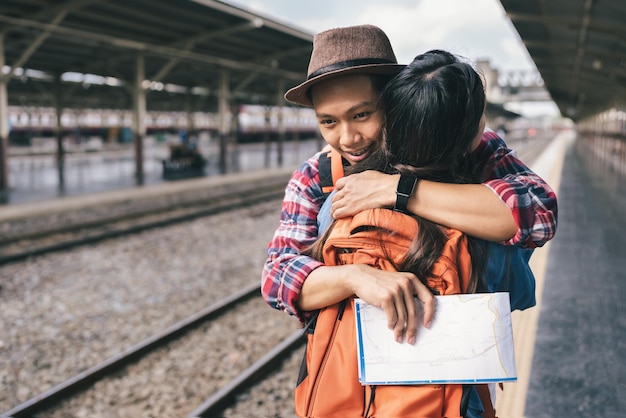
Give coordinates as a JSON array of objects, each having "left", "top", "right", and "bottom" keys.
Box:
[
  {"left": 495, "top": 131, "right": 626, "bottom": 417},
  {"left": 523, "top": 134, "right": 626, "bottom": 417}
]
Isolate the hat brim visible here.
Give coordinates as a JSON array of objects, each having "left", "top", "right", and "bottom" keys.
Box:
[{"left": 284, "top": 63, "right": 405, "bottom": 107}]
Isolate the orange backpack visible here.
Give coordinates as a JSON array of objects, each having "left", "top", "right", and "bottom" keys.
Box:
[{"left": 294, "top": 209, "right": 496, "bottom": 418}]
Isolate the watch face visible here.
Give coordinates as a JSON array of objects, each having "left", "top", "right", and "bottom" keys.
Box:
[{"left": 397, "top": 174, "right": 417, "bottom": 196}]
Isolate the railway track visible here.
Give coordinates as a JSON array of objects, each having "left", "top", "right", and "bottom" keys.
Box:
[
  {"left": 1, "top": 283, "right": 305, "bottom": 418},
  {"left": 0, "top": 174, "right": 290, "bottom": 265},
  {"left": 187, "top": 331, "right": 304, "bottom": 418}
]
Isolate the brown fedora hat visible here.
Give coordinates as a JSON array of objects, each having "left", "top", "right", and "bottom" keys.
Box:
[{"left": 285, "top": 24, "right": 405, "bottom": 107}]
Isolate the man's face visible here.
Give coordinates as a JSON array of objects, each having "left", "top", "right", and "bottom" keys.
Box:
[{"left": 310, "top": 74, "right": 384, "bottom": 166}]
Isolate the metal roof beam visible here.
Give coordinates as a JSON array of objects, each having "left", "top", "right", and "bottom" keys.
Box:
[
  {"left": 172, "top": 20, "right": 264, "bottom": 49},
  {"left": 506, "top": 12, "right": 626, "bottom": 37},
  {"left": 544, "top": 72, "right": 624, "bottom": 88},
  {"left": 1, "top": 11, "right": 68, "bottom": 83},
  {"left": 0, "top": 14, "right": 303, "bottom": 81},
  {"left": 570, "top": 0, "right": 594, "bottom": 101},
  {"left": 0, "top": 0, "right": 97, "bottom": 31},
  {"left": 189, "top": 0, "right": 312, "bottom": 41},
  {"left": 507, "top": 12, "right": 577, "bottom": 25},
  {"left": 151, "top": 21, "right": 262, "bottom": 83},
  {"left": 232, "top": 44, "right": 312, "bottom": 94},
  {"left": 529, "top": 45, "right": 626, "bottom": 67}
]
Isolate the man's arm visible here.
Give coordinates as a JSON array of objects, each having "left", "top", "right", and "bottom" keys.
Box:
[
  {"left": 331, "top": 130, "right": 557, "bottom": 247},
  {"left": 261, "top": 156, "right": 326, "bottom": 322},
  {"left": 331, "top": 174, "right": 516, "bottom": 242}
]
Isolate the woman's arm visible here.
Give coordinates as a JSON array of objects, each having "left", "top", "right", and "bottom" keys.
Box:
[{"left": 299, "top": 263, "right": 435, "bottom": 345}]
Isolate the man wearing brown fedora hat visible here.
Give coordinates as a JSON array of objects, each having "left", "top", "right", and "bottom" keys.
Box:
[
  {"left": 262, "top": 24, "right": 556, "bottom": 344},
  {"left": 284, "top": 24, "right": 405, "bottom": 107}
]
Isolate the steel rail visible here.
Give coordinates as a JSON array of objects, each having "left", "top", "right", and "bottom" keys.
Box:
[
  {"left": 1, "top": 283, "right": 261, "bottom": 418},
  {"left": 0, "top": 184, "right": 285, "bottom": 265},
  {"left": 187, "top": 330, "right": 305, "bottom": 418},
  {"left": 0, "top": 175, "right": 288, "bottom": 246}
]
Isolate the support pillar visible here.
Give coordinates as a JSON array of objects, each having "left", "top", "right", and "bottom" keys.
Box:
[
  {"left": 0, "top": 33, "right": 9, "bottom": 201},
  {"left": 133, "top": 54, "right": 146, "bottom": 184},
  {"left": 291, "top": 108, "right": 300, "bottom": 148},
  {"left": 276, "top": 80, "right": 285, "bottom": 166},
  {"left": 218, "top": 69, "right": 230, "bottom": 174},
  {"left": 54, "top": 73, "right": 65, "bottom": 192},
  {"left": 263, "top": 106, "right": 271, "bottom": 168},
  {"left": 230, "top": 102, "right": 240, "bottom": 172},
  {"left": 185, "top": 91, "right": 194, "bottom": 140}
]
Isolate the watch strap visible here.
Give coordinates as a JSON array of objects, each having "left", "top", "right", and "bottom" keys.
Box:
[{"left": 393, "top": 173, "right": 418, "bottom": 213}]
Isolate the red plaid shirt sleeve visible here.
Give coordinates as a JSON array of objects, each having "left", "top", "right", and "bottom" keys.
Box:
[
  {"left": 474, "top": 130, "right": 558, "bottom": 248},
  {"left": 261, "top": 153, "right": 326, "bottom": 322}
]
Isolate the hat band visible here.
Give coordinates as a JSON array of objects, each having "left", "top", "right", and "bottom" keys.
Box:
[{"left": 307, "top": 58, "right": 396, "bottom": 80}]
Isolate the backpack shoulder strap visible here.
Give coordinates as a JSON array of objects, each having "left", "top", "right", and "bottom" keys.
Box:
[{"left": 318, "top": 146, "right": 345, "bottom": 198}]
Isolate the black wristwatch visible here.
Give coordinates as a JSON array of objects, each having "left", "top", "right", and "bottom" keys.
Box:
[{"left": 393, "top": 173, "right": 418, "bottom": 213}]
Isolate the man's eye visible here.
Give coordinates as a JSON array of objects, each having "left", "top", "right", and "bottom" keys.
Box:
[
  {"left": 355, "top": 112, "right": 369, "bottom": 119},
  {"left": 319, "top": 119, "right": 335, "bottom": 126}
]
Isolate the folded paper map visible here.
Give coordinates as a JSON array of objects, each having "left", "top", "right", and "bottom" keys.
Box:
[{"left": 354, "top": 293, "right": 517, "bottom": 385}]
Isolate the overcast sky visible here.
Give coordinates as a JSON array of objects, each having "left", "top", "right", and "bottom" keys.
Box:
[
  {"left": 225, "top": 0, "right": 536, "bottom": 74},
  {"left": 224, "top": 0, "right": 560, "bottom": 117}
]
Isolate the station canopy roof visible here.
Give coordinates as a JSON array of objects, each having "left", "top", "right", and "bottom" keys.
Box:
[
  {"left": 0, "top": 0, "right": 314, "bottom": 112},
  {"left": 500, "top": 0, "right": 626, "bottom": 121}
]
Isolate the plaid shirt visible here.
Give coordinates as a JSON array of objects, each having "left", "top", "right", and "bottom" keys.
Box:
[{"left": 261, "top": 130, "right": 558, "bottom": 320}]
